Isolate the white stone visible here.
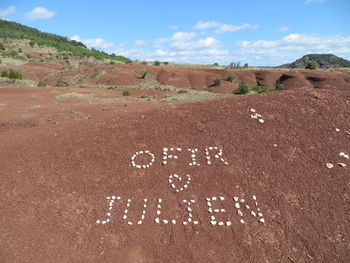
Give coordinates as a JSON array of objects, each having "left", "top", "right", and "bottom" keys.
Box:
[
  {"left": 163, "top": 220, "right": 168, "bottom": 224},
  {"left": 235, "top": 203, "right": 240, "bottom": 209},
  {"left": 233, "top": 197, "right": 239, "bottom": 202},
  {"left": 335, "top": 128, "right": 340, "bottom": 132},
  {"left": 258, "top": 119, "right": 265, "bottom": 124},
  {"left": 240, "top": 219, "right": 245, "bottom": 224},
  {"left": 218, "top": 222, "right": 224, "bottom": 226},
  {"left": 258, "top": 218, "right": 265, "bottom": 224},
  {"left": 337, "top": 163, "right": 347, "bottom": 167},
  {"left": 326, "top": 163, "right": 334, "bottom": 169},
  {"left": 155, "top": 218, "right": 160, "bottom": 223},
  {"left": 226, "top": 221, "right": 232, "bottom": 226},
  {"left": 237, "top": 210, "right": 243, "bottom": 216},
  {"left": 250, "top": 108, "right": 256, "bottom": 112},
  {"left": 210, "top": 221, "right": 217, "bottom": 225}
]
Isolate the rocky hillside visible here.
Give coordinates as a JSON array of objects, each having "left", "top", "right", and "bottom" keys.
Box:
[{"left": 280, "top": 54, "right": 350, "bottom": 69}]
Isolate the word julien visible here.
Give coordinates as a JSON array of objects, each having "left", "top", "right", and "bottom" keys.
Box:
[
  {"left": 130, "top": 146, "right": 229, "bottom": 169},
  {"left": 96, "top": 195, "right": 265, "bottom": 226}
]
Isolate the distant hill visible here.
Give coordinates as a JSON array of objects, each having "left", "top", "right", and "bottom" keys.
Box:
[
  {"left": 0, "top": 19, "right": 131, "bottom": 63},
  {"left": 280, "top": 54, "right": 350, "bottom": 69}
]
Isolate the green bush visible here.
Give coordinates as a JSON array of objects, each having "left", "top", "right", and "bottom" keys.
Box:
[
  {"left": 251, "top": 85, "right": 268, "bottom": 94},
  {"left": 1, "top": 71, "right": 9, "bottom": 78},
  {"left": 18, "top": 48, "right": 22, "bottom": 53},
  {"left": 306, "top": 61, "right": 317, "bottom": 70},
  {"left": 234, "top": 82, "right": 271, "bottom": 95},
  {"left": 234, "top": 82, "right": 250, "bottom": 94},
  {"left": 213, "top": 78, "right": 221, "bottom": 86},
  {"left": 37, "top": 81, "right": 46, "bottom": 87},
  {"left": 154, "top": 60, "right": 160, "bottom": 66},
  {"left": 140, "top": 71, "right": 148, "bottom": 79},
  {"left": 29, "top": 41, "right": 35, "bottom": 47},
  {"left": 225, "top": 74, "right": 235, "bottom": 82},
  {"left": 0, "top": 43, "right": 5, "bottom": 50},
  {"left": 54, "top": 82, "right": 63, "bottom": 87},
  {"left": 122, "top": 90, "right": 131, "bottom": 96},
  {"left": 1, "top": 71, "right": 23, "bottom": 80},
  {"left": 110, "top": 60, "right": 115, "bottom": 65},
  {"left": 3, "top": 50, "right": 18, "bottom": 56},
  {"left": 276, "top": 85, "right": 285, "bottom": 91}
]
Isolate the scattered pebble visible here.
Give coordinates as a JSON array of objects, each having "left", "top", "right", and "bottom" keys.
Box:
[
  {"left": 337, "top": 163, "right": 346, "bottom": 167},
  {"left": 325, "top": 163, "right": 334, "bottom": 169}
]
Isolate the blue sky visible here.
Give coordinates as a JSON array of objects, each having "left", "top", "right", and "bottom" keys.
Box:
[{"left": 1, "top": 0, "right": 349, "bottom": 66}]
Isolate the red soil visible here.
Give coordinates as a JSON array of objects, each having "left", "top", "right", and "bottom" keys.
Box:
[{"left": 0, "top": 62, "right": 350, "bottom": 262}]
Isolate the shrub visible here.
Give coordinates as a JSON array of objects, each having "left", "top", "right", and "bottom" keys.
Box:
[
  {"left": 0, "top": 43, "right": 5, "bottom": 50},
  {"left": 140, "top": 71, "right": 148, "bottom": 79},
  {"left": 213, "top": 78, "right": 221, "bottom": 86},
  {"left": 251, "top": 85, "right": 268, "bottom": 94},
  {"left": 29, "top": 41, "right": 35, "bottom": 47},
  {"left": 154, "top": 60, "right": 160, "bottom": 66},
  {"left": 234, "top": 82, "right": 250, "bottom": 94},
  {"left": 225, "top": 74, "right": 235, "bottom": 82},
  {"left": 110, "top": 60, "right": 115, "bottom": 65},
  {"left": 276, "top": 85, "right": 285, "bottom": 91},
  {"left": 18, "top": 48, "right": 22, "bottom": 53},
  {"left": 306, "top": 61, "right": 317, "bottom": 70},
  {"left": 234, "top": 82, "right": 271, "bottom": 95},
  {"left": 1, "top": 71, "right": 9, "bottom": 78},
  {"left": 3, "top": 50, "right": 18, "bottom": 56},
  {"left": 140, "top": 94, "right": 148, "bottom": 98},
  {"left": 122, "top": 90, "right": 131, "bottom": 96},
  {"left": 54, "top": 82, "right": 63, "bottom": 87},
  {"left": 38, "top": 81, "right": 46, "bottom": 87},
  {"left": 1, "top": 71, "right": 23, "bottom": 80}
]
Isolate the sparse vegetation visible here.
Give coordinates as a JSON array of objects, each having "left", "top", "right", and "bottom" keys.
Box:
[
  {"left": 2, "top": 50, "right": 18, "bottom": 56},
  {"left": 1, "top": 70, "right": 24, "bottom": 80},
  {"left": 276, "top": 85, "right": 285, "bottom": 91},
  {"left": 213, "top": 78, "right": 221, "bottom": 86},
  {"left": 154, "top": 60, "right": 160, "bottom": 66},
  {"left": 0, "top": 43, "right": 5, "bottom": 50},
  {"left": 234, "top": 82, "right": 270, "bottom": 95},
  {"left": 225, "top": 74, "right": 235, "bottom": 82},
  {"left": 18, "top": 47, "right": 22, "bottom": 53},
  {"left": 0, "top": 19, "right": 131, "bottom": 63},
  {"left": 140, "top": 70, "right": 148, "bottom": 79},
  {"left": 122, "top": 90, "right": 131, "bottom": 96},
  {"left": 37, "top": 81, "right": 46, "bottom": 87}
]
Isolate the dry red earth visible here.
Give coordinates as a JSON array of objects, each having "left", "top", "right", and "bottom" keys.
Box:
[{"left": 0, "top": 60, "right": 350, "bottom": 262}]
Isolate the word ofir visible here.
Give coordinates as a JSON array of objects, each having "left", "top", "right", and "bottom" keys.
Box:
[
  {"left": 130, "top": 146, "right": 229, "bottom": 169},
  {"left": 96, "top": 195, "right": 266, "bottom": 226}
]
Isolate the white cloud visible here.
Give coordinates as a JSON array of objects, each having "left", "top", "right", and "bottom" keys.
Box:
[
  {"left": 25, "top": 7, "right": 56, "bottom": 20},
  {"left": 134, "top": 40, "right": 148, "bottom": 46},
  {"left": 195, "top": 21, "right": 221, "bottom": 29},
  {"left": 278, "top": 27, "right": 290, "bottom": 32},
  {"left": 70, "top": 35, "right": 114, "bottom": 49},
  {"left": 169, "top": 25, "right": 178, "bottom": 30},
  {"left": 171, "top": 31, "right": 197, "bottom": 41},
  {"left": 194, "top": 20, "right": 259, "bottom": 34},
  {"left": 236, "top": 33, "right": 350, "bottom": 65},
  {"left": 0, "top": 6, "right": 16, "bottom": 19},
  {"left": 304, "top": 0, "right": 328, "bottom": 3},
  {"left": 171, "top": 36, "right": 221, "bottom": 50}
]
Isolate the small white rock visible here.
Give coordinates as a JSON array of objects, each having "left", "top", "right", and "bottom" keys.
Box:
[
  {"left": 326, "top": 163, "right": 334, "bottom": 169},
  {"left": 250, "top": 108, "right": 256, "bottom": 113},
  {"left": 258, "top": 119, "right": 265, "bottom": 124}
]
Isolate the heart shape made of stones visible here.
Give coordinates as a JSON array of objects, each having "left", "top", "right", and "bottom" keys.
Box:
[{"left": 168, "top": 174, "right": 191, "bottom": 192}]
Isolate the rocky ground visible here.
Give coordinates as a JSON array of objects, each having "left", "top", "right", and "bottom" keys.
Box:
[{"left": 0, "top": 53, "right": 350, "bottom": 262}]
